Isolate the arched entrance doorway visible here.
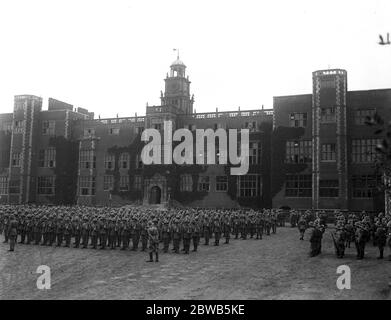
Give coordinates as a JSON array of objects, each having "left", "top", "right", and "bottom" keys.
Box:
[{"left": 149, "top": 186, "right": 161, "bottom": 204}]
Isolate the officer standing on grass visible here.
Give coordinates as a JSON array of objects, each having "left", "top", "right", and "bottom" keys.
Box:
[{"left": 147, "top": 219, "right": 159, "bottom": 262}]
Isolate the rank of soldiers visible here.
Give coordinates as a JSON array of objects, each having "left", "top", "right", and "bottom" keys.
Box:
[
  {"left": 288, "top": 209, "right": 391, "bottom": 260},
  {"left": 0, "top": 205, "right": 281, "bottom": 261}
]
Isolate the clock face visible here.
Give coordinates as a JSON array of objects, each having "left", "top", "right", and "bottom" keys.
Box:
[{"left": 170, "top": 82, "right": 180, "bottom": 92}]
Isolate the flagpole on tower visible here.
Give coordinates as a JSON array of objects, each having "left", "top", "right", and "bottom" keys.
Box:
[{"left": 173, "top": 48, "right": 179, "bottom": 59}]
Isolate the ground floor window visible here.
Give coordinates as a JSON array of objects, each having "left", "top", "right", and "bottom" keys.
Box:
[
  {"left": 198, "top": 176, "right": 210, "bottom": 192},
  {"left": 180, "top": 174, "right": 193, "bottom": 192},
  {"left": 319, "top": 179, "right": 339, "bottom": 197},
  {"left": 285, "top": 174, "right": 312, "bottom": 197},
  {"left": 237, "top": 174, "right": 261, "bottom": 197},
  {"left": 119, "top": 176, "right": 129, "bottom": 191},
  {"left": 37, "top": 176, "right": 55, "bottom": 195},
  {"left": 134, "top": 175, "right": 142, "bottom": 190},
  {"left": 79, "top": 176, "right": 96, "bottom": 195},
  {"left": 0, "top": 177, "right": 8, "bottom": 195},
  {"left": 103, "top": 175, "right": 114, "bottom": 191},
  {"left": 9, "top": 180, "right": 20, "bottom": 194},
  {"left": 352, "top": 175, "right": 381, "bottom": 198},
  {"left": 216, "top": 176, "right": 228, "bottom": 192}
]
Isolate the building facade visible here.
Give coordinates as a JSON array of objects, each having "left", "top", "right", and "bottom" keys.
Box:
[{"left": 0, "top": 59, "right": 390, "bottom": 211}]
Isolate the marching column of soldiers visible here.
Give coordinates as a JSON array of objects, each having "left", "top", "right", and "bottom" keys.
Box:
[
  {"left": 0, "top": 205, "right": 281, "bottom": 261},
  {"left": 289, "top": 208, "right": 391, "bottom": 260}
]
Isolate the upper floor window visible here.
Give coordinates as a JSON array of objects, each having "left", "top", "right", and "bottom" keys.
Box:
[
  {"left": 109, "top": 127, "right": 120, "bottom": 135},
  {"left": 38, "top": 148, "right": 56, "bottom": 168},
  {"left": 352, "top": 139, "right": 381, "bottom": 163},
  {"left": 104, "top": 154, "right": 115, "bottom": 170},
  {"left": 354, "top": 109, "right": 376, "bottom": 125},
  {"left": 320, "top": 107, "right": 336, "bottom": 123},
  {"left": 321, "top": 143, "right": 336, "bottom": 161},
  {"left": 83, "top": 128, "right": 95, "bottom": 137},
  {"left": 11, "top": 153, "right": 21, "bottom": 167},
  {"left": 249, "top": 142, "right": 262, "bottom": 165},
  {"left": 42, "top": 120, "right": 55, "bottom": 135},
  {"left": 289, "top": 113, "right": 307, "bottom": 127},
  {"left": 13, "top": 120, "right": 24, "bottom": 134},
  {"left": 244, "top": 121, "right": 257, "bottom": 132},
  {"left": 79, "top": 150, "right": 96, "bottom": 169},
  {"left": 286, "top": 140, "right": 312, "bottom": 164},
  {"left": 119, "top": 153, "right": 129, "bottom": 169}
]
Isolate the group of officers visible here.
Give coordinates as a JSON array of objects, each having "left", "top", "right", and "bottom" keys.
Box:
[
  {"left": 289, "top": 209, "right": 391, "bottom": 260},
  {"left": 0, "top": 205, "right": 281, "bottom": 262}
]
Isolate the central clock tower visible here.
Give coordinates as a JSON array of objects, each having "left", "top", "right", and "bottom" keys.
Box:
[{"left": 161, "top": 55, "right": 194, "bottom": 115}]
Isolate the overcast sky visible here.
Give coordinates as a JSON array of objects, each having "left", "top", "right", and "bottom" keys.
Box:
[{"left": 0, "top": 0, "right": 390, "bottom": 117}]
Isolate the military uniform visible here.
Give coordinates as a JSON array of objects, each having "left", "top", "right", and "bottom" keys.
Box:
[
  {"left": 309, "top": 222, "right": 323, "bottom": 257},
  {"left": 8, "top": 215, "right": 18, "bottom": 251},
  {"left": 147, "top": 221, "right": 159, "bottom": 262},
  {"left": 161, "top": 220, "right": 171, "bottom": 253}
]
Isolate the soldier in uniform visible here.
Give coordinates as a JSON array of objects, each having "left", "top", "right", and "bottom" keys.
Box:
[
  {"left": 19, "top": 213, "right": 27, "bottom": 244},
  {"left": 161, "top": 219, "right": 171, "bottom": 253},
  {"left": 73, "top": 216, "right": 82, "bottom": 248},
  {"left": 33, "top": 216, "right": 42, "bottom": 245},
  {"left": 298, "top": 214, "right": 307, "bottom": 240},
  {"left": 222, "top": 215, "right": 231, "bottom": 244},
  {"left": 147, "top": 219, "right": 159, "bottom": 262},
  {"left": 333, "top": 221, "right": 346, "bottom": 258},
  {"left": 108, "top": 218, "right": 117, "bottom": 250},
  {"left": 64, "top": 217, "right": 72, "bottom": 247},
  {"left": 132, "top": 217, "right": 141, "bottom": 251},
  {"left": 2, "top": 214, "right": 9, "bottom": 243},
  {"left": 387, "top": 220, "right": 391, "bottom": 261},
  {"left": 355, "top": 222, "right": 369, "bottom": 260},
  {"left": 26, "top": 214, "right": 34, "bottom": 245},
  {"left": 256, "top": 212, "right": 263, "bottom": 240},
  {"left": 264, "top": 212, "right": 271, "bottom": 236},
  {"left": 182, "top": 218, "right": 192, "bottom": 254},
  {"left": 8, "top": 214, "right": 18, "bottom": 252},
  {"left": 203, "top": 214, "right": 211, "bottom": 245},
  {"left": 232, "top": 213, "right": 240, "bottom": 239},
  {"left": 99, "top": 217, "right": 108, "bottom": 249},
  {"left": 271, "top": 210, "right": 278, "bottom": 234},
  {"left": 120, "top": 218, "right": 130, "bottom": 250},
  {"left": 90, "top": 217, "right": 99, "bottom": 249},
  {"left": 56, "top": 216, "right": 64, "bottom": 247},
  {"left": 171, "top": 218, "right": 181, "bottom": 254},
  {"left": 212, "top": 216, "right": 221, "bottom": 246},
  {"left": 81, "top": 217, "right": 90, "bottom": 249},
  {"left": 140, "top": 218, "right": 149, "bottom": 252},
  {"left": 290, "top": 210, "right": 297, "bottom": 228},
  {"left": 309, "top": 221, "right": 323, "bottom": 257},
  {"left": 191, "top": 217, "right": 200, "bottom": 251},
  {"left": 375, "top": 219, "right": 387, "bottom": 259},
  {"left": 240, "top": 213, "right": 248, "bottom": 239}
]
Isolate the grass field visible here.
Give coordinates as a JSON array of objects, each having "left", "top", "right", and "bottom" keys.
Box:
[{"left": 1, "top": 226, "right": 390, "bottom": 300}]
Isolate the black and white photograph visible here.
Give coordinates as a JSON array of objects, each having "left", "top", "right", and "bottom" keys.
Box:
[{"left": 0, "top": 0, "right": 391, "bottom": 308}]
